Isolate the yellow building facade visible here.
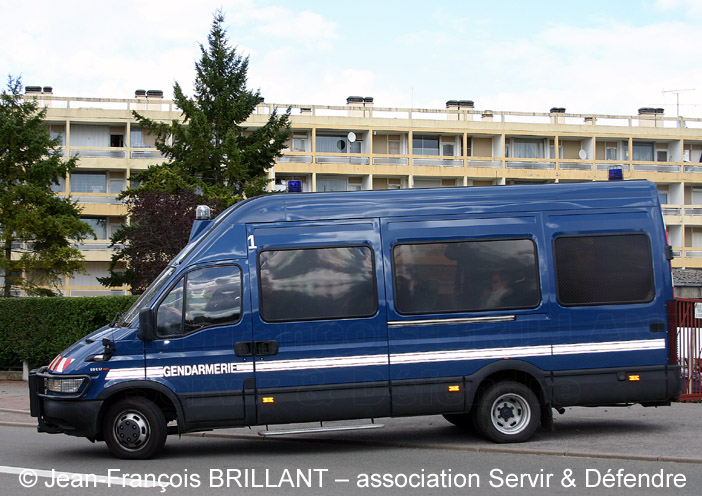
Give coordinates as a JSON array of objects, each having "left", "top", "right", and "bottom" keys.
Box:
[{"left": 23, "top": 88, "right": 702, "bottom": 295}]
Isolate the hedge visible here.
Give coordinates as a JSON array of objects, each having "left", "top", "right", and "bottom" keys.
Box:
[{"left": 0, "top": 296, "right": 138, "bottom": 368}]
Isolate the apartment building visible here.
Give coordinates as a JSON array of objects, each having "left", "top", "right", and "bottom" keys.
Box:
[{"left": 22, "top": 87, "right": 702, "bottom": 296}]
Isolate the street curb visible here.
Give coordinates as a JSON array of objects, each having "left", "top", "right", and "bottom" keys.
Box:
[
  {"left": 0, "top": 408, "right": 30, "bottom": 415},
  {"left": 4, "top": 420, "right": 702, "bottom": 465}
]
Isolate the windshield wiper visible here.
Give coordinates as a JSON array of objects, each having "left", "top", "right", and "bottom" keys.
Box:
[{"left": 110, "top": 312, "right": 124, "bottom": 328}]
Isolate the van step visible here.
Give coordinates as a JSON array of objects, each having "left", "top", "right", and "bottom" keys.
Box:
[{"left": 258, "top": 422, "right": 385, "bottom": 437}]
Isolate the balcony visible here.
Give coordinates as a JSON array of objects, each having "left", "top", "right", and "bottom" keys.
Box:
[
  {"left": 505, "top": 159, "right": 556, "bottom": 170},
  {"left": 412, "top": 157, "right": 463, "bottom": 167},
  {"left": 69, "top": 148, "right": 126, "bottom": 159}
]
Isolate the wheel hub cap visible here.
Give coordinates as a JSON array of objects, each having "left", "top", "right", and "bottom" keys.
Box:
[{"left": 115, "top": 412, "right": 149, "bottom": 450}]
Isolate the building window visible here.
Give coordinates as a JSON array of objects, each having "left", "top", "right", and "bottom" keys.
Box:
[
  {"left": 130, "top": 128, "right": 144, "bottom": 147},
  {"left": 413, "top": 135, "right": 439, "bottom": 155},
  {"left": 388, "top": 136, "right": 401, "bottom": 155},
  {"left": 71, "top": 173, "right": 106, "bottom": 193},
  {"left": 259, "top": 246, "right": 377, "bottom": 322},
  {"left": 316, "top": 134, "right": 363, "bottom": 154},
  {"left": 81, "top": 217, "right": 107, "bottom": 239},
  {"left": 50, "top": 126, "right": 65, "bottom": 146},
  {"left": 605, "top": 147, "right": 617, "bottom": 160},
  {"left": 554, "top": 234, "right": 654, "bottom": 306},
  {"left": 511, "top": 139, "right": 544, "bottom": 159},
  {"left": 393, "top": 238, "right": 540, "bottom": 315},
  {"left": 656, "top": 150, "right": 668, "bottom": 162},
  {"left": 633, "top": 142, "right": 654, "bottom": 162},
  {"left": 110, "top": 134, "right": 124, "bottom": 147},
  {"left": 292, "top": 133, "right": 308, "bottom": 152},
  {"left": 50, "top": 176, "right": 65, "bottom": 193}
]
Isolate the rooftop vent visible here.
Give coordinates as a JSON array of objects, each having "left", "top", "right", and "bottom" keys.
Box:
[
  {"left": 550, "top": 107, "right": 566, "bottom": 113},
  {"left": 135, "top": 89, "right": 147, "bottom": 98},
  {"left": 25, "top": 86, "right": 42, "bottom": 94},
  {"left": 42, "top": 86, "right": 53, "bottom": 94},
  {"left": 638, "top": 107, "right": 664, "bottom": 115},
  {"left": 146, "top": 90, "right": 164, "bottom": 98},
  {"left": 346, "top": 96, "right": 364, "bottom": 104}
]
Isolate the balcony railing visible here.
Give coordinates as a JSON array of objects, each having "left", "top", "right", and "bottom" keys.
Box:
[
  {"left": 34, "top": 93, "right": 702, "bottom": 130},
  {"left": 413, "top": 158, "right": 463, "bottom": 167},
  {"left": 505, "top": 160, "right": 556, "bottom": 170}
]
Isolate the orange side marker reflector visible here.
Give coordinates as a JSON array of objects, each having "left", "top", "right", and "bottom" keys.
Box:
[
  {"left": 628, "top": 375, "right": 641, "bottom": 382},
  {"left": 262, "top": 397, "right": 275, "bottom": 404},
  {"left": 448, "top": 385, "right": 461, "bottom": 392}
]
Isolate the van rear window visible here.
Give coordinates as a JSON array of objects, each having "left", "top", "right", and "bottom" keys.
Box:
[
  {"left": 259, "top": 246, "right": 377, "bottom": 322},
  {"left": 393, "top": 238, "right": 540, "bottom": 315},
  {"left": 554, "top": 234, "right": 655, "bottom": 306}
]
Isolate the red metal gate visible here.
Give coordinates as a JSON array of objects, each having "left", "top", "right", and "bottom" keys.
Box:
[{"left": 671, "top": 298, "right": 702, "bottom": 401}]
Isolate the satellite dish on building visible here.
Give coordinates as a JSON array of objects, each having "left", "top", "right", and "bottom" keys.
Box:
[
  {"left": 347, "top": 132, "right": 356, "bottom": 143},
  {"left": 578, "top": 149, "right": 587, "bottom": 160}
]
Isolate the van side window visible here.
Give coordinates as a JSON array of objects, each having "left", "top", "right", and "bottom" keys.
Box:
[
  {"left": 185, "top": 266, "right": 242, "bottom": 332},
  {"left": 393, "top": 238, "right": 540, "bottom": 315},
  {"left": 156, "top": 279, "right": 184, "bottom": 337},
  {"left": 259, "top": 246, "right": 377, "bottom": 322},
  {"left": 156, "top": 265, "right": 241, "bottom": 338},
  {"left": 555, "top": 234, "right": 654, "bottom": 306}
]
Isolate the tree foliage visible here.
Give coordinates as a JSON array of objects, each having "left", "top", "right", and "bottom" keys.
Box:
[
  {"left": 99, "top": 189, "right": 227, "bottom": 293},
  {"left": 102, "top": 11, "right": 291, "bottom": 292},
  {"left": 131, "top": 11, "right": 291, "bottom": 199},
  {"left": 0, "top": 76, "right": 92, "bottom": 297}
]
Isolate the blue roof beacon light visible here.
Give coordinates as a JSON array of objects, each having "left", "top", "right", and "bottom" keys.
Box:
[
  {"left": 287, "top": 180, "right": 302, "bottom": 193},
  {"left": 608, "top": 168, "right": 624, "bottom": 181}
]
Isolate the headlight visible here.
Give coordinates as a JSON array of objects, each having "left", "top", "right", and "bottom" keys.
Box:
[{"left": 45, "top": 377, "right": 86, "bottom": 394}]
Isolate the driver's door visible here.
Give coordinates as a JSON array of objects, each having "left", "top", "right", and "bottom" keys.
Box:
[{"left": 144, "top": 262, "right": 255, "bottom": 426}]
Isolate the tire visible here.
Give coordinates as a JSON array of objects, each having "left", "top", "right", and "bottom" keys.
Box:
[
  {"left": 472, "top": 381, "right": 541, "bottom": 443},
  {"left": 442, "top": 413, "right": 473, "bottom": 430},
  {"left": 103, "top": 397, "right": 167, "bottom": 459}
]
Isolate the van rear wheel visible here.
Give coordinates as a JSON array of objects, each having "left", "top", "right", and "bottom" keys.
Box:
[
  {"left": 473, "top": 381, "right": 540, "bottom": 443},
  {"left": 103, "top": 397, "right": 167, "bottom": 459}
]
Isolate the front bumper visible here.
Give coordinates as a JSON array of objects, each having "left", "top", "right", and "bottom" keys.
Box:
[{"left": 29, "top": 368, "right": 103, "bottom": 439}]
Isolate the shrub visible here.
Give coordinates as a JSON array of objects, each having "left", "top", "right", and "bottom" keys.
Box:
[{"left": 0, "top": 296, "right": 137, "bottom": 368}]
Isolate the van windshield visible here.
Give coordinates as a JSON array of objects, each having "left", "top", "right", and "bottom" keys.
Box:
[{"left": 118, "top": 266, "right": 176, "bottom": 327}]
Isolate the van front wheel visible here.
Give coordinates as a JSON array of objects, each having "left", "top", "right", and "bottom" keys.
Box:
[
  {"left": 473, "top": 381, "right": 540, "bottom": 443},
  {"left": 103, "top": 397, "right": 167, "bottom": 459}
]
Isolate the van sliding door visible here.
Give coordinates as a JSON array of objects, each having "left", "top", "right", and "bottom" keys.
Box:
[
  {"left": 247, "top": 220, "right": 389, "bottom": 425},
  {"left": 381, "top": 215, "right": 548, "bottom": 416}
]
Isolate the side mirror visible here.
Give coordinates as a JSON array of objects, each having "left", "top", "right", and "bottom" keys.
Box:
[{"left": 137, "top": 307, "right": 156, "bottom": 341}]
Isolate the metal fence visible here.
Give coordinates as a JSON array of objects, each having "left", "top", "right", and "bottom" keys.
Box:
[{"left": 671, "top": 298, "right": 702, "bottom": 401}]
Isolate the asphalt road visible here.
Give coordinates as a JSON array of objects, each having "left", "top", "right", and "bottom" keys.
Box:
[{"left": 1, "top": 413, "right": 701, "bottom": 496}]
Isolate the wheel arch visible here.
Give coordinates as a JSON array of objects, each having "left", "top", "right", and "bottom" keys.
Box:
[
  {"left": 467, "top": 360, "right": 551, "bottom": 408},
  {"left": 96, "top": 381, "right": 185, "bottom": 439}
]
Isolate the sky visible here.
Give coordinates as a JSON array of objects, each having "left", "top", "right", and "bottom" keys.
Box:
[{"left": 1, "top": 0, "right": 701, "bottom": 117}]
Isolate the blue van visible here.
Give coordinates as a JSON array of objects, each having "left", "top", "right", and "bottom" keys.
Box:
[{"left": 29, "top": 180, "right": 681, "bottom": 459}]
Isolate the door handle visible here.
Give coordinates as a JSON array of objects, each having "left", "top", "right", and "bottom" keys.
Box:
[
  {"left": 235, "top": 341, "right": 253, "bottom": 357},
  {"left": 255, "top": 340, "right": 279, "bottom": 356}
]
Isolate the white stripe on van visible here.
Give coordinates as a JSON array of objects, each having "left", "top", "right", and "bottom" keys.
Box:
[{"left": 101, "top": 338, "right": 665, "bottom": 380}]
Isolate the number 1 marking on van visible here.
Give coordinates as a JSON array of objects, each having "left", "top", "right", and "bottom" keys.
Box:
[{"left": 247, "top": 235, "right": 257, "bottom": 250}]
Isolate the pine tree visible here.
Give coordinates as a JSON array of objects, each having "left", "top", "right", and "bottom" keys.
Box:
[
  {"left": 101, "top": 11, "right": 291, "bottom": 291},
  {"left": 0, "top": 76, "right": 92, "bottom": 296},
  {"left": 132, "top": 10, "right": 291, "bottom": 198}
]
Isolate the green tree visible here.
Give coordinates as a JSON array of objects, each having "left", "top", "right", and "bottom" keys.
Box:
[
  {"left": 133, "top": 10, "right": 291, "bottom": 199},
  {"left": 101, "top": 11, "right": 291, "bottom": 290},
  {"left": 0, "top": 76, "right": 92, "bottom": 297}
]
